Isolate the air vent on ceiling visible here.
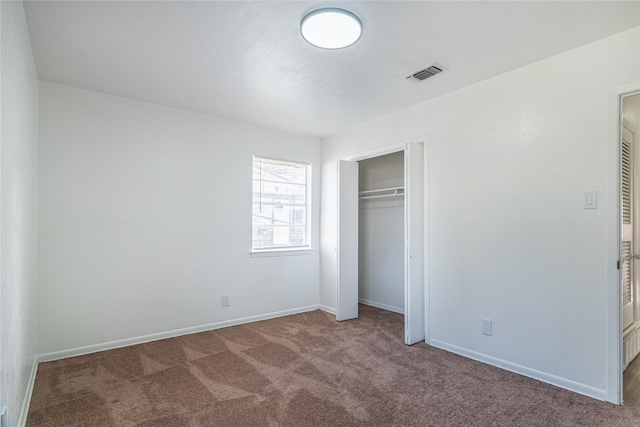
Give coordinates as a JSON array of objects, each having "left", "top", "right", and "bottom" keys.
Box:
[{"left": 406, "top": 65, "right": 443, "bottom": 82}]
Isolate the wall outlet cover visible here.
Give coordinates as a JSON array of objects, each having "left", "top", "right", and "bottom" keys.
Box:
[{"left": 481, "top": 318, "right": 493, "bottom": 336}]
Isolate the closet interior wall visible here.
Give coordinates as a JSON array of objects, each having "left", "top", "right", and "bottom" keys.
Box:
[{"left": 358, "top": 151, "right": 405, "bottom": 314}]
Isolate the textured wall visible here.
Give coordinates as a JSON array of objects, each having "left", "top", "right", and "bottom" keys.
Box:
[
  {"left": 0, "top": 1, "right": 39, "bottom": 425},
  {"left": 37, "top": 82, "right": 321, "bottom": 356},
  {"left": 320, "top": 28, "right": 640, "bottom": 401}
]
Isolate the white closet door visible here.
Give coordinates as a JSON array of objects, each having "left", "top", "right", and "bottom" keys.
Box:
[
  {"left": 405, "top": 142, "right": 425, "bottom": 344},
  {"left": 622, "top": 118, "right": 636, "bottom": 330},
  {"left": 337, "top": 159, "right": 359, "bottom": 321}
]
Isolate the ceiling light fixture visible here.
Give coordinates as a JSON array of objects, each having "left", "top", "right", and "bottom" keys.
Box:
[{"left": 300, "top": 8, "right": 362, "bottom": 49}]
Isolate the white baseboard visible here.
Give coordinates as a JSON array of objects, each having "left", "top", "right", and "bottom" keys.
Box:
[
  {"left": 430, "top": 339, "right": 607, "bottom": 402},
  {"left": 359, "top": 298, "right": 404, "bottom": 315},
  {"left": 319, "top": 304, "right": 336, "bottom": 314},
  {"left": 18, "top": 358, "right": 38, "bottom": 427},
  {"left": 37, "top": 304, "right": 321, "bottom": 363}
]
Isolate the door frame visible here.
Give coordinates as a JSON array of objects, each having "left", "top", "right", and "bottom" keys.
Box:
[
  {"left": 336, "top": 137, "right": 429, "bottom": 344},
  {"left": 607, "top": 81, "right": 640, "bottom": 404}
]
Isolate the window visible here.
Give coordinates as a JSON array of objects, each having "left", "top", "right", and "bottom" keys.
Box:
[{"left": 252, "top": 156, "right": 310, "bottom": 251}]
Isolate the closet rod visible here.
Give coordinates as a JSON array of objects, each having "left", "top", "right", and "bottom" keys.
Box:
[
  {"left": 358, "top": 186, "right": 404, "bottom": 196},
  {"left": 359, "top": 191, "right": 404, "bottom": 200}
]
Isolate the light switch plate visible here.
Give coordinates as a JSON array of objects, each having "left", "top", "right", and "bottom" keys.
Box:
[{"left": 583, "top": 191, "right": 597, "bottom": 209}]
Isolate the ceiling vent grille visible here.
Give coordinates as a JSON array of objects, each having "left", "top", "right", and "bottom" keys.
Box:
[{"left": 406, "top": 65, "right": 443, "bottom": 82}]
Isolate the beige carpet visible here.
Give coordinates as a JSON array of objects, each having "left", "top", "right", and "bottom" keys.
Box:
[
  {"left": 26, "top": 305, "right": 640, "bottom": 426},
  {"left": 625, "top": 351, "right": 640, "bottom": 412}
]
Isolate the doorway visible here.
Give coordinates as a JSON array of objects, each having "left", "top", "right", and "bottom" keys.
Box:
[
  {"left": 621, "top": 91, "right": 640, "bottom": 409},
  {"left": 336, "top": 141, "right": 425, "bottom": 345},
  {"left": 358, "top": 152, "right": 405, "bottom": 316}
]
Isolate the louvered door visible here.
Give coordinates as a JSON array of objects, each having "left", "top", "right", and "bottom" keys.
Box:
[{"left": 622, "top": 118, "right": 635, "bottom": 330}]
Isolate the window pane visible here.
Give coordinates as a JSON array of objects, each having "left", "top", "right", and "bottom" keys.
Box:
[
  {"left": 253, "top": 159, "right": 306, "bottom": 184},
  {"left": 253, "top": 181, "right": 305, "bottom": 205},
  {"left": 252, "top": 156, "right": 309, "bottom": 250},
  {"left": 252, "top": 226, "right": 306, "bottom": 248},
  {"left": 252, "top": 205, "right": 306, "bottom": 226}
]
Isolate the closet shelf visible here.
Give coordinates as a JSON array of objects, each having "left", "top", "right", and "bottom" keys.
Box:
[{"left": 359, "top": 186, "right": 404, "bottom": 200}]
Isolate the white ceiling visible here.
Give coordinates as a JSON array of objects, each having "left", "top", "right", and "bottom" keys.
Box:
[{"left": 23, "top": 1, "right": 640, "bottom": 138}]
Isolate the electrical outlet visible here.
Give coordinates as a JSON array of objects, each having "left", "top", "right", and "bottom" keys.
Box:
[
  {"left": 221, "top": 294, "right": 230, "bottom": 307},
  {"left": 481, "top": 318, "right": 492, "bottom": 336}
]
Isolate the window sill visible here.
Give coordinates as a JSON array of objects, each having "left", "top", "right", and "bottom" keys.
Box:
[{"left": 250, "top": 248, "right": 314, "bottom": 258}]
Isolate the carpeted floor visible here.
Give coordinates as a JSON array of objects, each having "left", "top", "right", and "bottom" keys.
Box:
[
  {"left": 26, "top": 305, "right": 640, "bottom": 426},
  {"left": 624, "top": 352, "right": 640, "bottom": 412}
]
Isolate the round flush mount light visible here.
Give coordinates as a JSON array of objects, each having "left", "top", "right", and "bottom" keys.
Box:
[{"left": 300, "top": 8, "right": 362, "bottom": 49}]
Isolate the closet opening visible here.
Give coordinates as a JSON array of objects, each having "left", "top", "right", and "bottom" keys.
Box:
[
  {"left": 358, "top": 152, "right": 405, "bottom": 316},
  {"left": 337, "top": 141, "right": 425, "bottom": 345}
]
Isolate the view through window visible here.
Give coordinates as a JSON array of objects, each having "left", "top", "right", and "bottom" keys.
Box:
[{"left": 252, "top": 156, "right": 310, "bottom": 250}]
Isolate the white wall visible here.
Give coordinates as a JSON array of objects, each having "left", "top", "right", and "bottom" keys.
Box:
[
  {"left": 0, "top": 1, "right": 39, "bottom": 425},
  {"left": 358, "top": 152, "right": 404, "bottom": 312},
  {"left": 38, "top": 82, "right": 321, "bottom": 356},
  {"left": 320, "top": 27, "right": 640, "bottom": 400}
]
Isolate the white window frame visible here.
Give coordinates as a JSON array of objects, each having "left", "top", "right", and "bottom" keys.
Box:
[{"left": 251, "top": 155, "right": 312, "bottom": 255}]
